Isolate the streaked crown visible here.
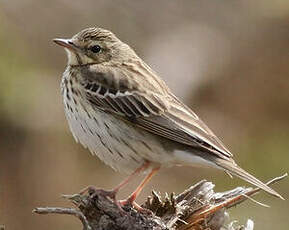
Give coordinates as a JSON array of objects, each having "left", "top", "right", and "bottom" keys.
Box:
[{"left": 54, "top": 27, "right": 136, "bottom": 66}]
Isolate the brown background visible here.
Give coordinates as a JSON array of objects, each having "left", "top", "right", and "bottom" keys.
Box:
[{"left": 0, "top": 1, "right": 288, "bottom": 229}]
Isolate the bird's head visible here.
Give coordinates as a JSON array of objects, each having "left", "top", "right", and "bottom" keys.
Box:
[{"left": 53, "top": 27, "right": 135, "bottom": 66}]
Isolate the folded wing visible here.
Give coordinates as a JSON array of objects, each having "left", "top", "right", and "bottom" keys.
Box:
[{"left": 81, "top": 65, "right": 232, "bottom": 160}]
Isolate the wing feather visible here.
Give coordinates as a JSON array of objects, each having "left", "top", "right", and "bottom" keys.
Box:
[{"left": 81, "top": 66, "right": 232, "bottom": 159}]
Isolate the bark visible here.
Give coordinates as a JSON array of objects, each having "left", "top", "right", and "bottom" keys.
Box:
[{"left": 34, "top": 174, "right": 287, "bottom": 230}]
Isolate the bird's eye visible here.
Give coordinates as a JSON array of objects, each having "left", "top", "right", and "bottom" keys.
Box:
[{"left": 90, "top": 45, "right": 101, "bottom": 53}]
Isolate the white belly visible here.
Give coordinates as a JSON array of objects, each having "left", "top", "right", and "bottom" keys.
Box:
[{"left": 63, "top": 95, "right": 174, "bottom": 174}]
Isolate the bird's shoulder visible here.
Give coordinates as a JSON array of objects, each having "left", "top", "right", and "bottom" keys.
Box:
[{"left": 79, "top": 59, "right": 170, "bottom": 95}]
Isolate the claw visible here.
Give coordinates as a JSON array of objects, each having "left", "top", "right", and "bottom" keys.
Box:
[
  {"left": 119, "top": 199, "right": 153, "bottom": 215},
  {"left": 75, "top": 163, "right": 158, "bottom": 215}
]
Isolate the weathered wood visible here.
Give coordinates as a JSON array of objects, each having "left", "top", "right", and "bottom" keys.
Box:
[{"left": 33, "top": 174, "right": 287, "bottom": 230}]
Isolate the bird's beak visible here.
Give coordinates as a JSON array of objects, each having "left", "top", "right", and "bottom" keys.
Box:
[{"left": 53, "top": 38, "right": 77, "bottom": 52}]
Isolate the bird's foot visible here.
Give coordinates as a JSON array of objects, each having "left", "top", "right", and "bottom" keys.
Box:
[
  {"left": 78, "top": 185, "right": 127, "bottom": 212},
  {"left": 78, "top": 186, "right": 153, "bottom": 215},
  {"left": 119, "top": 198, "right": 153, "bottom": 215}
]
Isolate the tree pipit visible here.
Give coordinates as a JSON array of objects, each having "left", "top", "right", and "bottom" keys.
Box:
[{"left": 53, "top": 28, "right": 283, "bottom": 208}]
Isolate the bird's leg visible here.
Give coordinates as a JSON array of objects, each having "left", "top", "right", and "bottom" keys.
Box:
[
  {"left": 112, "top": 161, "right": 151, "bottom": 196},
  {"left": 79, "top": 161, "right": 150, "bottom": 200},
  {"left": 119, "top": 166, "right": 160, "bottom": 210}
]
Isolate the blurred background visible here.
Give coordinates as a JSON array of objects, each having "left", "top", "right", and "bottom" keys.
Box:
[{"left": 0, "top": 0, "right": 288, "bottom": 229}]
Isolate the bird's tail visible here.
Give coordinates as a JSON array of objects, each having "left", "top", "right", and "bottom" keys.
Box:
[{"left": 214, "top": 158, "right": 284, "bottom": 200}]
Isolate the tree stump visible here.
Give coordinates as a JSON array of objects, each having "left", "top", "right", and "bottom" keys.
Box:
[{"left": 34, "top": 174, "right": 286, "bottom": 230}]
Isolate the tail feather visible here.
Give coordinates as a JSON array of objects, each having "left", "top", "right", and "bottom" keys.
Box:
[{"left": 215, "top": 158, "right": 284, "bottom": 200}]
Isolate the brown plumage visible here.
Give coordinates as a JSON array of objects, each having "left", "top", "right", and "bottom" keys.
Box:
[{"left": 54, "top": 27, "right": 283, "bottom": 202}]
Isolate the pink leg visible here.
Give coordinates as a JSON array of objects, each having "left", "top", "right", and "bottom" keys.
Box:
[
  {"left": 121, "top": 167, "right": 160, "bottom": 205},
  {"left": 112, "top": 161, "right": 151, "bottom": 194},
  {"left": 79, "top": 161, "right": 150, "bottom": 199}
]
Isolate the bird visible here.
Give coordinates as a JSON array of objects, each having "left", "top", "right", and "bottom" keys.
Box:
[{"left": 53, "top": 27, "right": 283, "bottom": 206}]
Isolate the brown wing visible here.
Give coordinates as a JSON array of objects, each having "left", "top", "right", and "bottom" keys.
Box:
[{"left": 81, "top": 65, "right": 232, "bottom": 159}]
